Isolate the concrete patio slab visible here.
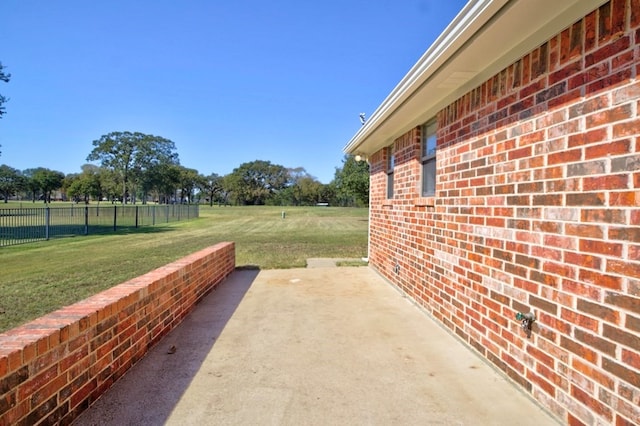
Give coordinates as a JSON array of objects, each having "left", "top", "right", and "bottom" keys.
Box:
[
  {"left": 305, "top": 258, "right": 364, "bottom": 268},
  {"left": 74, "top": 267, "right": 558, "bottom": 425}
]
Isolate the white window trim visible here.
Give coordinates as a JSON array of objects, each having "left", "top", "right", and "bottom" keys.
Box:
[{"left": 421, "top": 120, "right": 437, "bottom": 197}]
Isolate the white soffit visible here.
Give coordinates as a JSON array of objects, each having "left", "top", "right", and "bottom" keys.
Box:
[{"left": 344, "top": 0, "right": 609, "bottom": 155}]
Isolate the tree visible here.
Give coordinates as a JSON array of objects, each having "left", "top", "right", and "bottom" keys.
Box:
[
  {"left": 333, "top": 155, "right": 370, "bottom": 207},
  {"left": 0, "top": 164, "right": 23, "bottom": 202},
  {"left": 31, "top": 168, "right": 65, "bottom": 203},
  {"left": 318, "top": 182, "right": 336, "bottom": 206},
  {"left": 176, "top": 166, "right": 201, "bottom": 204},
  {"left": 141, "top": 163, "right": 181, "bottom": 204},
  {"left": 100, "top": 169, "right": 121, "bottom": 203},
  {"left": 199, "top": 173, "right": 223, "bottom": 206},
  {"left": 22, "top": 168, "right": 43, "bottom": 201},
  {"left": 65, "top": 174, "right": 88, "bottom": 203},
  {"left": 219, "top": 175, "right": 234, "bottom": 206},
  {"left": 64, "top": 164, "right": 105, "bottom": 203},
  {"left": 275, "top": 167, "right": 326, "bottom": 206},
  {"left": 86, "top": 131, "right": 179, "bottom": 204},
  {"left": 0, "top": 61, "right": 10, "bottom": 120},
  {"left": 297, "top": 176, "right": 326, "bottom": 205},
  {"left": 226, "top": 160, "right": 289, "bottom": 205}
]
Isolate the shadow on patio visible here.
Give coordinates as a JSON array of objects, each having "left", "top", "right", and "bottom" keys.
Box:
[{"left": 74, "top": 266, "right": 557, "bottom": 425}]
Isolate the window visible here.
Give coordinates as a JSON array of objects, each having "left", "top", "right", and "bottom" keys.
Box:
[
  {"left": 386, "top": 145, "right": 395, "bottom": 199},
  {"left": 421, "top": 120, "right": 437, "bottom": 196}
]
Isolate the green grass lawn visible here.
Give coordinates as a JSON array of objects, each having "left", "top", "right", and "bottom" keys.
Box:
[{"left": 0, "top": 205, "right": 368, "bottom": 332}]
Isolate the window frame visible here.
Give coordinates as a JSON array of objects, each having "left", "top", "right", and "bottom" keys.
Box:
[
  {"left": 421, "top": 120, "right": 437, "bottom": 197},
  {"left": 386, "top": 145, "right": 395, "bottom": 199}
]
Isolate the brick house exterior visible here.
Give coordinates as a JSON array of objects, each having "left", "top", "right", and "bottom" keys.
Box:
[{"left": 345, "top": 0, "right": 639, "bottom": 424}]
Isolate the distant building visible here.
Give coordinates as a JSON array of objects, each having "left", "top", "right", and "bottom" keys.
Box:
[{"left": 345, "top": 0, "right": 639, "bottom": 424}]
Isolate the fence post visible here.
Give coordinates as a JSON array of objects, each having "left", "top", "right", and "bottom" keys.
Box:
[
  {"left": 84, "top": 206, "right": 89, "bottom": 235},
  {"left": 113, "top": 205, "right": 117, "bottom": 231},
  {"left": 45, "top": 207, "right": 50, "bottom": 240},
  {"left": 152, "top": 205, "right": 156, "bottom": 225},
  {"left": 135, "top": 206, "right": 139, "bottom": 228}
]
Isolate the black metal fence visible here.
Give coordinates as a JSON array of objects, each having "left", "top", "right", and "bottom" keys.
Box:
[{"left": 0, "top": 204, "right": 199, "bottom": 247}]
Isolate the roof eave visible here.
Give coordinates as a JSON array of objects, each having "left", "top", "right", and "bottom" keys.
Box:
[{"left": 344, "top": 0, "right": 608, "bottom": 156}]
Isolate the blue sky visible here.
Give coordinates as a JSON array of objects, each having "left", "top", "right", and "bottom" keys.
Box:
[{"left": 0, "top": 0, "right": 466, "bottom": 183}]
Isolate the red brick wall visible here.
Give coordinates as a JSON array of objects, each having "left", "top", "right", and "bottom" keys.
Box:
[
  {"left": 368, "top": 1, "right": 639, "bottom": 424},
  {"left": 0, "top": 242, "right": 235, "bottom": 425}
]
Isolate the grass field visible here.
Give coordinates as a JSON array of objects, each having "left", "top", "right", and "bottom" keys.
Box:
[{"left": 0, "top": 205, "right": 368, "bottom": 332}]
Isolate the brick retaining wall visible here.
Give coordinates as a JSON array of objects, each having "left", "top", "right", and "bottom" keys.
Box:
[
  {"left": 368, "top": 1, "right": 639, "bottom": 424},
  {"left": 0, "top": 242, "right": 235, "bottom": 425}
]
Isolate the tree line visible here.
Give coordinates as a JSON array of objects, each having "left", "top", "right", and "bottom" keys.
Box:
[{"left": 0, "top": 131, "right": 370, "bottom": 207}]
